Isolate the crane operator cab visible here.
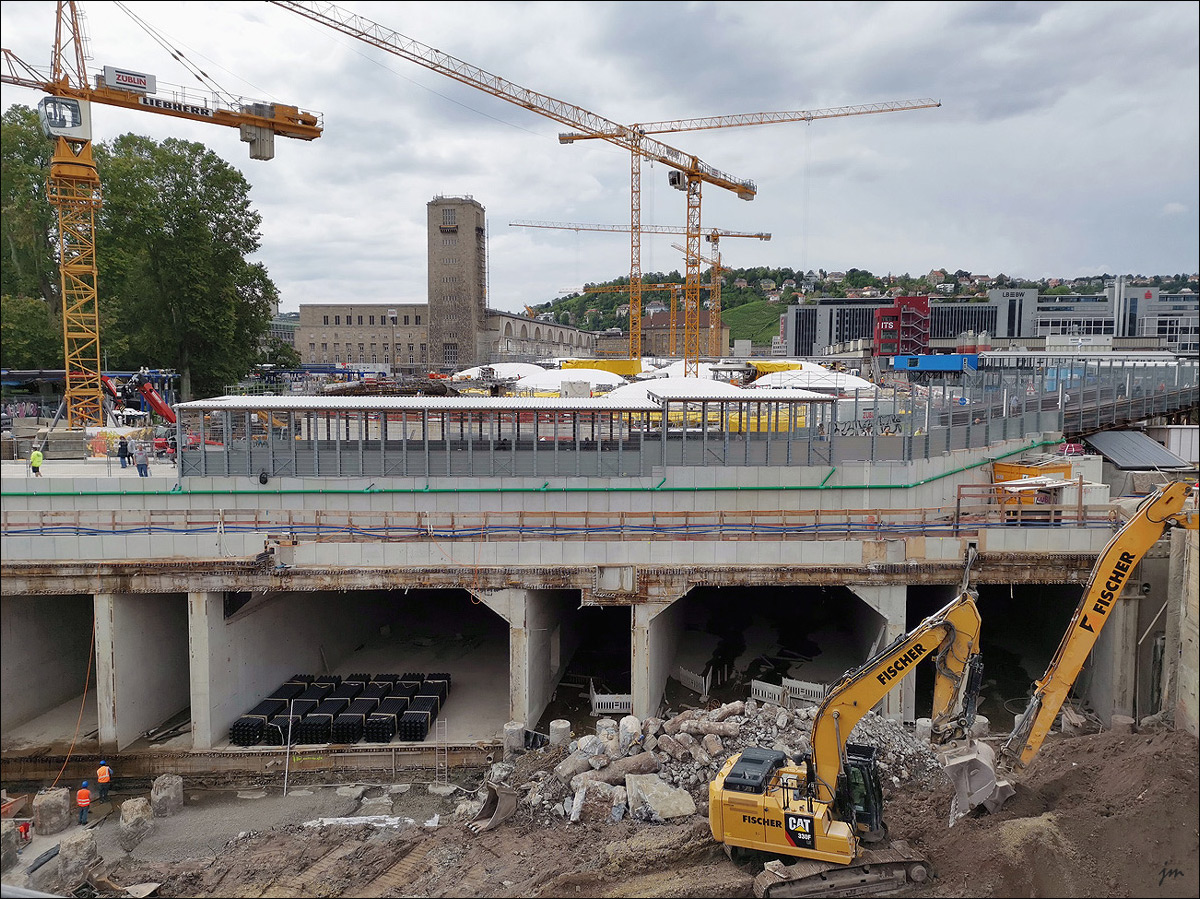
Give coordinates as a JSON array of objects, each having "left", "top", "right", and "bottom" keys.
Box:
[
  {"left": 38, "top": 96, "right": 92, "bottom": 141},
  {"left": 837, "top": 744, "right": 887, "bottom": 844}
]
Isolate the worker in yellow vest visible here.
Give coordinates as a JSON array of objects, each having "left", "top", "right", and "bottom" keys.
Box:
[
  {"left": 77, "top": 781, "right": 91, "bottom": 825},
  {"left": 97, "top": 760, "right": 114, "bottom": 801}
]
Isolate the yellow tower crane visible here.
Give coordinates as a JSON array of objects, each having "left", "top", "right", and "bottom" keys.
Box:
[
  {"left": 270, "top": 0, "right": 760, "bottom": 378},
  {"left": 509, "top": 220, "right": 769, "bottom": 357},
  {"left": 560, "top": 100, "right": 941, "bottom": 375},
  {"left": 581, "top": 281, "right": 690, "bottom": 356},
  {"left": 671, "top": 243, "right": 731, "bottom": 357},
  {"left": 1, "top": 1, "right": 323, "bottom": 428}
]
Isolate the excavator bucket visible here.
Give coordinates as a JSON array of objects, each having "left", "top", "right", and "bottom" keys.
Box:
[
  {"left": 466, "top": 781, "right": 518, "bottom": 834},
  {"left": 939, "top": 739, "right": 1014, "bottom": 823}
]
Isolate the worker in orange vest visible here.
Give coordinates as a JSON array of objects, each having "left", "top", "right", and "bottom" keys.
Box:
[
  {"left": 96, "top": 760, "right": 114, "bottom": 801},
  {"left": 77, "top": 781, "right": 91, "bottom": 825}
]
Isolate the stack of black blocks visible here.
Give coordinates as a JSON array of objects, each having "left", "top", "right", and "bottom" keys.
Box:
[
  {"left": 229, "top": 698, "right": 287, "bottom": 746},
  {"left": 332, "top": 697, "right": 381, "bottom": 743},
  {"left": 295, "top": 697, "right": 349, "bottom": 744},
  {"left": 231, "top": 670, "right": 453, "bottom": 747},
  {"left": 364, "top": 695, "right": 411, "bottom": 742}
]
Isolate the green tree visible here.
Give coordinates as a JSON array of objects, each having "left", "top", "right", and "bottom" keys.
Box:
[
  {"left": 0, "top": 106, "right": 58, "bottom": 306},
  {"left": 845, "top": 268, "right": 877, "bottom": 289},
  {"left": 0, "top": 294, "right": 62, "bottom": 369},
  {"left": 95, "top": 134, "right": 275, "bottom": 400},
  {"left": 257, "top": 336, "right": 302, "bottom": 370}
]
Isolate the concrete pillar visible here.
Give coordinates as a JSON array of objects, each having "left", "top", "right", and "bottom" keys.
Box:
[
  {"left": 847, "top": 585, "right": 910, "bottom": 722},
  {"left": 1170, "top": 529, "right": 1199, "bottom": 737},
  {"left": 631, "top": 600, "right": 678, "bottom": 719},
  {"left": 96, "top": 593, "right": 189, "bottom": 753},
  {"left": 475, "top": 588, "right": 576, "bottom": 734},
  {"left": 188, "top": 592, "right": 222, "bottom": 750}
]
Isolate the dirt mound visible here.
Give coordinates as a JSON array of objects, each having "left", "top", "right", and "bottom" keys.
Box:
[
  {"left": 891, "top": 728, "right": 1200, "bottom": 898},
  {"left": 38, "top": 727, "right": 1200, "bottom": 899}
]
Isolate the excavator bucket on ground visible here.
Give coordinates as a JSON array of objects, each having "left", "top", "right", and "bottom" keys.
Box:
[
  {"left": 466, "top": 781, "right": 519, "bottom": 834},
  {"left": 938, "top": 739, "right": 1014, "bottom": 823}
]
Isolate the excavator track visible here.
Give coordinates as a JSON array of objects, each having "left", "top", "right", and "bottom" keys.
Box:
[{"left": 753, "top": 841, "right": 932, "bottom": 898}]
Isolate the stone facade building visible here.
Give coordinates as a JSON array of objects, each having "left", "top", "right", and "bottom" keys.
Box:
[{"left": 295, "top": 195, "right": 594, "bottom": 374}]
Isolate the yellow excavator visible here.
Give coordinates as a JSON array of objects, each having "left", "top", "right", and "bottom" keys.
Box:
[
  {"left": 956, "top": 480, "right": 1198, "bottom": 816},
  {"left": 709, "top": 589, "right": 986, "bottom": 897}
]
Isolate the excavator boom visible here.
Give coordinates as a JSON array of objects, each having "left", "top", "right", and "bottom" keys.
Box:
[
  {"left": 1003, "top": 481, "right": 1196, "bottom": 768},
  {"left": 952, "top": 481, "right": 1198, "bottom": 819}
]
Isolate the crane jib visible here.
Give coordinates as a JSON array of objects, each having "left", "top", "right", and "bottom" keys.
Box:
[
  {"left": 139, "top": 97, "right": 214, "bottom": 118},
  {"left": 1079, "top": 550, "right": 1137, "bottom": 633}
]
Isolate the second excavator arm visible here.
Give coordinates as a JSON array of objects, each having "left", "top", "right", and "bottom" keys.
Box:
[
  {"left": 1000, "top": 481, "right": 1197, "bottom": 770},
  {"left": 808, "top": 592, "right": 983, "bottom": 804}
]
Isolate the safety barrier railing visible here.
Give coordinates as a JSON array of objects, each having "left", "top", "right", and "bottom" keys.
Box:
[
  {"left": 588, "top": 678, "right": 633, "bottom": 716},
  {"left": 751, "top": 677, "right": 829, "bottom": 709},
  {"left": 0, "top": 500, "right": 1125, "bottom": 542}
]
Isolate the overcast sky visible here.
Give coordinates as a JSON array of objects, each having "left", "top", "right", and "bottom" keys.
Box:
[{"left": 2, "top": 1, "right": 1197, "bottom": 315}]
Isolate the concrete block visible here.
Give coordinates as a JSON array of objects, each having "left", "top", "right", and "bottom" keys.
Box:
[
  {"left": 625, "top": 773, "right": 696, "bottom": 821},
  {"left": 1110, "top": 715, "right": 1135, "bottom": 734},
  {"left": 56, "top": 827, "right": 99, "bottom": 888},
  {"left": 32, "top": 788, "right": 71, "bottom": 836},
  {"left": 151, "top": 774, "right": 184, "bottom": 817},
  {"left": 534, "top": 541, "right": 563, "bottom": 564},
  {"left": 343, "top": 543, "right": 372, "bottom": 565},
  {"left": 117, "top": 797, "right": 154, "bottom": 851},
  {"left": 100, "top": 535, "right": 128, "bottom": 560},
  {"left": 1, "top": 820, "right": 20, "bottom": 874},
  {"left": 0, "top": 536, "right": 33, "bottom": 561},
  {"left": 549, "top": 720, "right": 572, "bottom": 747},
  {"left": 503, "top": 721, "right": 525, "bottom": 760}
]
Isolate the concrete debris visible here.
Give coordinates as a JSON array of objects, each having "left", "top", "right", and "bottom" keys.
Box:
[
  {"left": 150, "top": 775, "right": 184, "bottom": 818},
  {"left": 568, "top": 750, "right": 660, "bottom": 793},
  {"left": 510, "top": 697, "right": 950, "bottom": 831},
  {"left": 1, "top": 820, "right": 20, "bottom": 874},
  {"left": 55, "top": 827, "right": 99, "bottom": 890},
  {"left": 625, "top": 773, "right": 697, "bottom": 822},
  {"left": 117, "top": 798, "right": 154, "bottom": 852},
  {"left": 302, "top": 815, "right": 416, "bottom": 830},
  {"left": 32, "top": 788, "right": 71, "bottom": 837}
]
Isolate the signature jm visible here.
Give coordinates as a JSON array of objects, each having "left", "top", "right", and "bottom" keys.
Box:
[{"left": 1159, "top": 865, "right": 1184, "bottom": 887}]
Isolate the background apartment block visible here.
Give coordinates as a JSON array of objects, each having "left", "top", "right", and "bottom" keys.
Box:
[{"left": 779, "top": 280, "right": 1197, "bottom": 357}]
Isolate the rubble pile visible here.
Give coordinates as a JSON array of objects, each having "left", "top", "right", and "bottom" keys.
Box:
[{"left": 485, "top": 698, "right": 949, "bottom": 829}]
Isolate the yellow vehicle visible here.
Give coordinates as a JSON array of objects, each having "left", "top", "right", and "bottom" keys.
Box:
[
  {"left": 709, "top": 590, "right": 985, "bottom": 897},
  {"left": 965, "top": 480, "right": 1198, "bottom": 813}
]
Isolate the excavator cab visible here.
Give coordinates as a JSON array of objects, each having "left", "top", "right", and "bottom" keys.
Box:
[{"left": 835, "top": 744, "right": 887, "bottom": 844}]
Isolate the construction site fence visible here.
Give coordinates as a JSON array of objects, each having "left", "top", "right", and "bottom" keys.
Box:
[
  {"left": 677, "top": 666, "right": 711, "bottom": 701},
  {"left": 0, "top": 498, "right": 1128, "bottom": 541},
  {"left": 589, "top": 678, "right": 633, "bottom": 717},
  {"left": 750, "top": 677, "right": 829, "bottom": 709}
]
